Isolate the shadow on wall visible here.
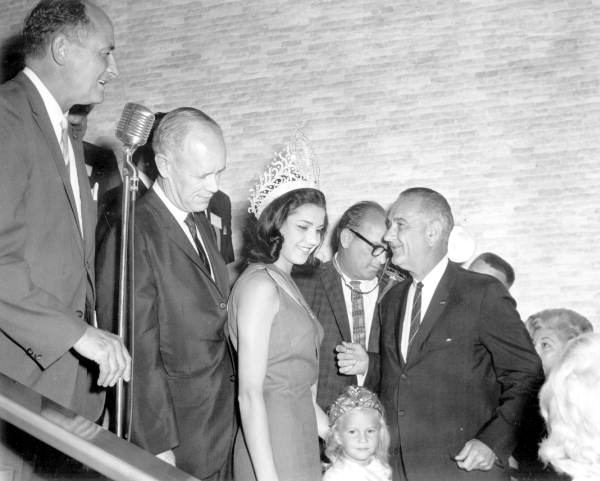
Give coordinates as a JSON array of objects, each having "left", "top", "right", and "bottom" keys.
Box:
[{"left": 1, "top": 33, "right": 24, "bottom": 83}]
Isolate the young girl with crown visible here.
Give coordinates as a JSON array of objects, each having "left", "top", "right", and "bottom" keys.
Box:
[
  {"left": 323, "top": 386, "right": 392, "bottom": 481},
  {"left": 227, "top": 132, "right": 329, "bottom": 481}
]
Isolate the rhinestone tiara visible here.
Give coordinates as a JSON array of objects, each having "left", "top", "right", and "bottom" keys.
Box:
[
  {"left": 248, "top": 130, "right": 320, "bottom": 219},
  {"left": 328, "top": 386, "right": 384, "bottom": 426}
]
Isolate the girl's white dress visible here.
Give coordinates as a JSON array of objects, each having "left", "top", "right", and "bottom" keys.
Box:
[{"left": 322, "top": 457, "right": 392, "bottom": 481}]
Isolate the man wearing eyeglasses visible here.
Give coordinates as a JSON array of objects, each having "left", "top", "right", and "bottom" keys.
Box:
[{"left": 294, "top": 201, "right": 390, "bottom": 410}]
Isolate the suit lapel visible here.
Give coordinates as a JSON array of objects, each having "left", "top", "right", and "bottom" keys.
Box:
[
  {"left": 21, "top": 73, "right": 85, "bottom": 254},
  {"left": 195, "top": 212, "right": 229, "bottom": 297},
  {"left": 394, "top": 281, "right": 410, "bottom": 366},
  {"left": 406, "top": 263, "right": 454, "bottom": 363},
  {"left": 148, "top": 192, "right": 207, "bottom": 269},
  {"left": 72, "top": 133, "right": 97, "bottom": 302},
  {"left": 321, "top": 262, "right": 352, "bottom": 341},
  {"left": 147, "top": 192, "right": 227, "bottom": 297}
]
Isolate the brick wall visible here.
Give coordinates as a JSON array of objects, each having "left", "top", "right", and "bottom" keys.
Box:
[{"left": 2, "top": 0, "right": 599, "bottom": 326}]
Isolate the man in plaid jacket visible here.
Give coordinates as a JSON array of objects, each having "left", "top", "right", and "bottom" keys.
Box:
[{"left": 294, "top": 201, "right": 391, "bottom": 411}]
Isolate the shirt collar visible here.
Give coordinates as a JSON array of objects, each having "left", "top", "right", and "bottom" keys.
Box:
[
  {"left": 334, "top": 253, "right": 379, "bottom": 290},
  {"left": 23, "top": 67, "right": 66, "bottom": 142},
  {"left": 417, "top": 255, "right": 449, "bottom": 290},
  {"left": 153, "top": 181, "right": 189, "bottom": 224}
]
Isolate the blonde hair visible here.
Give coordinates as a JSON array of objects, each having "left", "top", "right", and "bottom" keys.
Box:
[
  {"left": 325, "top": 386, "right": 390, "bottom": 466},
  {"left": 539, "top": 332, "right": 600, "bottom": 479},
  {"left": 525, "top": 308, "right": 593, "bottom": 343}
]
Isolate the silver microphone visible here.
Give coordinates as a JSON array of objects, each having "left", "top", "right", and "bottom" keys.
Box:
[{"left": 115, "top": 103, "right": 156, "bottom": 149}]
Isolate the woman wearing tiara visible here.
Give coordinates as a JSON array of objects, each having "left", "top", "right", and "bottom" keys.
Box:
[{"left": 227, "top": 136, "right": 328, "bottom": 481}]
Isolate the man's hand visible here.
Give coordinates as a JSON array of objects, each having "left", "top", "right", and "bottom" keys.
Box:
[
  {"left": 72, "top": 327, "right": 131, "bottom": 387},
  {"left": 336, "top": 341, "right": 369, "bottom": 375},
  {"left": 455, "top": 439, "right": 497, "bottom": 471},
  {"left": 156, "top": 449, "right": 176, "bottom": 466}
]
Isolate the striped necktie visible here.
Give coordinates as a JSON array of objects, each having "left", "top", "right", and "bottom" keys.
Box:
[
  {"left": 407, "top": 281, "right": 423, "bottom": 350},
  {"left": 349, "top": 280, "right": 366, "bottom": 348}
]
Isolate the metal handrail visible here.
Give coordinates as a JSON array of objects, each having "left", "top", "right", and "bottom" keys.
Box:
[{"left": 0, "top": 373, "right": 198, "bottom": 481}]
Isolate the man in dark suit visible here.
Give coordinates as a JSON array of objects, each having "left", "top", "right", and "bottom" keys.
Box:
[
  {"left": 96, "top": 107, "right": 235, "bottom": 480},
  {"left": 0, "top": 0, "right": 130, "bottom": 420},
  {"left": 67, "top": 103, "right": 121, "bottom": 213},
  {"left": 376, "top": 187, "right": 542, "bottom": 481},
  {"left": 0, "top": 0, "right": 130, "bottom": 476},
  {"left": 294, "top": 201, "right": 388, "bottom": 410}
]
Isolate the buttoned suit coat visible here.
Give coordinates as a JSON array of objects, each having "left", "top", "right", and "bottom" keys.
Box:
[
  {"left": 294, "top": 261, "right": 381, "bottom": 410},
  {"left": 0, "top": 72, "right": 103, "bottom": 420},
  {"left": 96, "top": 189, "right": 235, "bottom": 480},
  {"left": 378, "top": 262, "right": 543, "bottom": 481}
]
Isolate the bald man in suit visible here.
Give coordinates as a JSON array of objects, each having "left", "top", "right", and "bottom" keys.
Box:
[
  {"left": 96, "top": 108, "right": 235, "bottom": 480},
  {"left": 374, "top": 188, "right": 542, "bottom": 481}
]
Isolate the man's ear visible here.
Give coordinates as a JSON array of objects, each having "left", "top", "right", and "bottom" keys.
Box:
[
  {"left": 339, "top": 228, "right": 353, "bottom": 249},
  {"left": 154, "top": 153, "right": 169, "bottom": 178},
  {"left": 426, "top": 219, "right": 442, "bottom": 246},
  {"left": 50, "top": 34, "right": 69, "bottom": 65}
]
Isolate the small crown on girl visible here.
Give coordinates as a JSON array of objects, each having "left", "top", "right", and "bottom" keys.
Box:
[
  {"left": 328, "top": 386, "right": 384, "bottom": 426},
  {"left": 248, "top": 130, "right": 320, "bottom": 219}
]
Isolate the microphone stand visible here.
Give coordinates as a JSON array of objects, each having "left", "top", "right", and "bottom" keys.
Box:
[{"left": 115, "top": 146, "right": 139, "bottom": 440}]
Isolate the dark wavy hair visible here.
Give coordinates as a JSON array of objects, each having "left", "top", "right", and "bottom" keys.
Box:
[
  {"left": 22, "top": 0, "right": 92, "bottom": 59},
  {"left": 248, "top": 188, "right": 327, "bottom": 264}
]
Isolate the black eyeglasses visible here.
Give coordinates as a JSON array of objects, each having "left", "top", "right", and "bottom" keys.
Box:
[{"left": 348, "top": 228, "right": 389, "bottom": 257}]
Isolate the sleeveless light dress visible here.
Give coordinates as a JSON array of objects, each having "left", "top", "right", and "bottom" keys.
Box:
[{"left": 228, "top": 263, "right": 324, "bottom": 481}]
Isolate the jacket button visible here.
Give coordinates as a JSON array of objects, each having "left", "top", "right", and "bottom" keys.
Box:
[
  {"left": 219, "top": 302, "right": 226, "bottom": 309},
  {"left": 398, "top": 410, "right": 405, "bottom": 416},
  {"left": 400, "top": 373, "right": 408, "bottom": 380},
  {"left": 76, "top": 310, "right": 84, "bottom": 318}
]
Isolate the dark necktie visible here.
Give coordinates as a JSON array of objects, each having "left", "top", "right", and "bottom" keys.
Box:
[
  {"left": 408, "top": 281, "right": 423, "bottom": 348},
  {"left": 349, "top": 280, "right": 366, "bottom": 348},
  {"left": 184, "top": 213, "right": 212, "bottom": 276}
]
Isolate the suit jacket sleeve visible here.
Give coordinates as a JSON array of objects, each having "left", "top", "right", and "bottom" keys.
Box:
[
  {"left": 474, "top": 282, "right": 544, "bottom": 461},
  {"left": 96, "top": 223, "right": 179, "bottom": 454},
  {"left": 0, "top": 92, "right": 86, "bottom": 368}
]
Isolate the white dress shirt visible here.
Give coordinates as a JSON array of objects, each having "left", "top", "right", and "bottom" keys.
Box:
[{"left": 400, "top": 256, "right": 449, "bottom": 359}]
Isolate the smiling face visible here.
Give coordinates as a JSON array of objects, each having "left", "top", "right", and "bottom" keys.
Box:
[
  {"left": 61, "top": 5, "right": 119, "bottom": 107},
  {"left": 275, "top": 203, "right": 326, "bottom": 272},
  {"left": 334, "top": 408, "right": 381, "bottom": 465},
  {"left": 532, "top": 327, "right": 568, "bottom": 375},
  {"left": 157, "top": 125, "right": 226, "bottom": 212},
  {"left": 384, "top": 195, "right": 437, "bottom": 279}
]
